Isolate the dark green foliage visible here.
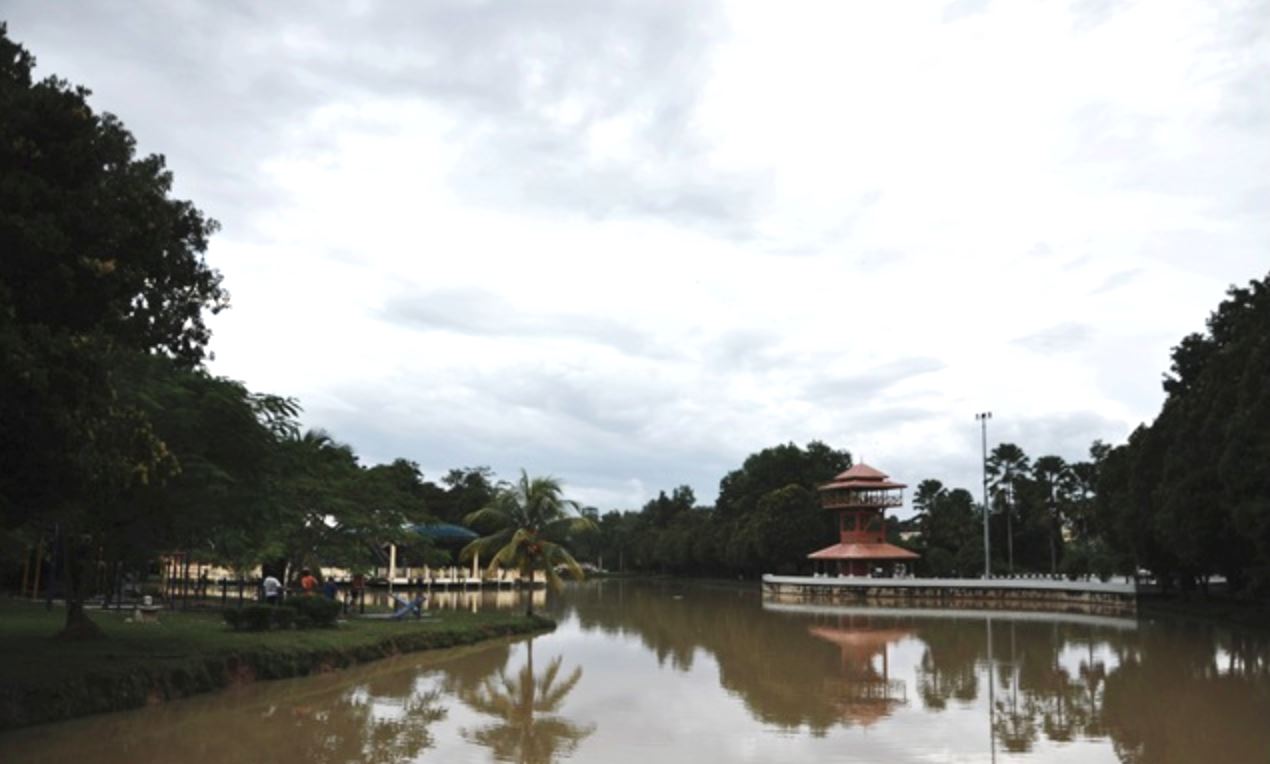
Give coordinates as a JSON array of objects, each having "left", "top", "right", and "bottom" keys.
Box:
[
  {"left": 1060, "top": 539, "right": 1115, "bottom": 581},
  {"left": 270, "top": 434, "right": 435, "bottom": 578},
  {"left": 224, "top": 605, "right": 278, "bottom": 632},
  {"left": 1095, "top": 271, "right": 1270, "bottom": 595},
  {"left": 0, "top": 25, "right": 230, "bottom": 636},
  {"left": 912, "top": 484, "right": 983, "bottom": 576},
  {"left": 288, "top": 596, "right": 343, "bottom": 628},
  {"left": 584, "top": 442, "right": 850, "bottom": 578},
  {"left": 223, "top": 599, "right": 341, "bottom": 631}
]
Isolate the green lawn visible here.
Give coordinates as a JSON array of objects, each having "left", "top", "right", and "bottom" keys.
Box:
[{"left": 0, "top": 599, "right": 549, "bottom": 729}]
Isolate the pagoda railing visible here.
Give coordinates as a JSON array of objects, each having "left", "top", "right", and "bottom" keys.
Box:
[{"left": 821, "top": 490, "right": 904, "bottom": 509}]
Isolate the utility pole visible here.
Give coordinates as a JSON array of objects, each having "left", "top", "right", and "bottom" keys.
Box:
[{"left": 976, "top": 412, "right": 992, "bottom": 578}]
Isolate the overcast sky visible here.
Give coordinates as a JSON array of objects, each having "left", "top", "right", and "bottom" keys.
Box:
[{"left": 7, "top": 1, "right": 1268, "bottom": 513}]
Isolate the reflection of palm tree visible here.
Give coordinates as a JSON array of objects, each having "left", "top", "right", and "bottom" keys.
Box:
[
  {"left": 461, "top": 639, "right": 594, "bottom": 764},
  {"left": 994, "top": 668, "right": 1038, "bottom": 753}
]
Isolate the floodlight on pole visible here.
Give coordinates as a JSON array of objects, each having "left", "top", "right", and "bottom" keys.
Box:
[{"left": 976, "top": 412, "right": 992, "bottom": 578}]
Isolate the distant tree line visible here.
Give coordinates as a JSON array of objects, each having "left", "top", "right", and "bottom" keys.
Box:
[{"left": 579, "top": 272, "right": 1270, "bottom": 598}]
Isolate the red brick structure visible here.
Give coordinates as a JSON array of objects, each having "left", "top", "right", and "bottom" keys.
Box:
[{"left": 808, "top": 463, "right": 918, "bottom": 577}]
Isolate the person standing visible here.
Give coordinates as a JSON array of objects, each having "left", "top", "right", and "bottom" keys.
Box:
[
  {"left": 300, "top": 568, "right": 318, "bottom": 595},
  {"left": 262, "top": 573, "right": 282, "bottom": 605}
]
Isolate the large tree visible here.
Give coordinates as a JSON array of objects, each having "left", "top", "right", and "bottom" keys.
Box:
[
  {"left": 1095, "top": 272, "right": 1270, "bottom": 594},
  {"left": 0, "top": 25, "right": 227, "bottom": 636},
  {"left": 270, "top": 431, "right": 432, "bottom": 580}
]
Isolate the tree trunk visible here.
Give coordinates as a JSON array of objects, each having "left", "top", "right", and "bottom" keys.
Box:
[
  {"left": 1049, "top": 524, "right": 1058, "bottom": 577},
  {"left": 1005, "top": 502, "right": 1014, "bottom": 575},
  {"left": 58, "top": 535, "right": 104, "bottom": 641},
  {"left": 525, "top": 568, "right": 535, "bottom": 617}
]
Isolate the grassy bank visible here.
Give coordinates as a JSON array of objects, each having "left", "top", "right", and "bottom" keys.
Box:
[{"left": 0, "top": 599, "right": 551, "bottom": 730}]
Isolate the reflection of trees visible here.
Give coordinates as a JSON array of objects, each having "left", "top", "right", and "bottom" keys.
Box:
[
  {"left": 915, "top": 619, "right": 984, "bottom": 709},
  {"left": 1, "top": 654, "right": 454, "bottom": 764},
  {"left": 563, "top": 581, "right": 857, "bottom": 733},
  {"left": 1101, "top": 624, "right": 1270, "bottom": 763},
  {"left": 564, "top": 580, "right": 1270, "bottom": 761},
  {"left": 439, "top": 641, "right": 514, "bottom": 695},
  {"left": 283, "top": 686, "right": 446, "bottom": 764},
  {"left": 460, "top": 639, "right": 594, "bottom": 764}
]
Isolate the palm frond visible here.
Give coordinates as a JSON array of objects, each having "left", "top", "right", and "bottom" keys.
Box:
[
  {"left": 464, "top": 506, "right": 512, "bottom": 531},
  {"left": 543, "top": 515, "right": 596, "bottom": 542},
  {"left": 460, "top": 527, "right": 514, "bottom": 562},
  {"left": 543, "top": 541, "right": 587, "bottom": 583}
]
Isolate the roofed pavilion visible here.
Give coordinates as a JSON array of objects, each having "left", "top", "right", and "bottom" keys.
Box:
[{"left": 808, "top": 463, "right": 918, "bottom": 577}]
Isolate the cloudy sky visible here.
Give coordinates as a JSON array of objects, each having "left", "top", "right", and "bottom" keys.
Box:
[{"left": 7, "top": 1, "right": 1268, "bottom": 512}]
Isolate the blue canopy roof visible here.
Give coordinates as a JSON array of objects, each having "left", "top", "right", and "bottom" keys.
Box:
[{"left": 408, "top": 522, "right": 479, "bottom": 544}]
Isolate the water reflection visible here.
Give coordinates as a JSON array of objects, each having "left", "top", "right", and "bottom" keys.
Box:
[
  {"left": 460, "top": 639, "right": 594, "bottom": 764},
  {"left": 5, "top": 581, "right": 1270, "bottom": 763},
  {"left": 360, "top": 587, "right": 547, "bottom": 613},
  {"left": 806, "top": 620, "right": 910, "bottom": 725},
  {"left": 1, "top": 650, "right": 458, "bottom": 764},
  {"left": 557, "top": 582, "right": 1270, "bottom": 762}
]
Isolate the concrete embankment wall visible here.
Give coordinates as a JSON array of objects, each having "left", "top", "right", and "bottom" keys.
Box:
[{"left": 761, "top": 575, "right": 1138, "bottom": 616}]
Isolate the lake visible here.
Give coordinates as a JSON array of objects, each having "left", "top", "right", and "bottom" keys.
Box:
[{"left": 4, "top": 580, "right": 1269, "bottom": 763}]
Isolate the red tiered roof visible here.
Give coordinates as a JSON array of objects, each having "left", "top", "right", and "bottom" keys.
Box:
[
  {"left": 818, "top": 462, "right": 907, "bottom": 492},
  {"left": 807, "top": 542, "right": 919, "bottom": 561}
]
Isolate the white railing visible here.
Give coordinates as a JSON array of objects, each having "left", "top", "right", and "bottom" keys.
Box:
[{"left": 762, "top": 574, "right": 1138, "bottom": 596}]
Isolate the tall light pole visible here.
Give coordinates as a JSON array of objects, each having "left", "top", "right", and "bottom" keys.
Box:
[{"left": 976, "top": 412, "right": 992, "bottom": 578}]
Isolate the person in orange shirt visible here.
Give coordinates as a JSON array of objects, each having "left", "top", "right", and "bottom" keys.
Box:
[{"left": 300, "top": 568, "right": 318, "bottom": 595}]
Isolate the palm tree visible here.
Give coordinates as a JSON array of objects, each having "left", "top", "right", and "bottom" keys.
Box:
[
  {"left": 462, "top": 471, "right": 596, "bottom": 616},
  {"left": 987, "top": 443, "right": 1030, "bottom": 575},
  {"left": 1032, "top": 455, "right": 1071, "bottom": 576}
]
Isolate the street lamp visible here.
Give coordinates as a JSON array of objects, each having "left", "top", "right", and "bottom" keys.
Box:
[{"left": 976, "top": 412, "right": 992, "bottom": 578}]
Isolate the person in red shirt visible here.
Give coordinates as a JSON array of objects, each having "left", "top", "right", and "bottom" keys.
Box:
[{"left": 300, "top": 568, "right": 318, "bottom": 595}]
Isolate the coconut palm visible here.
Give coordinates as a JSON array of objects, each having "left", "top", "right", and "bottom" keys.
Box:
[
  {"left": 462, "top": 470, "right": 596, "bottom": 616},
  {"left": 1032, "top": 455, "right": 1072, "bottom": 575},
  {"left": 987, "top": 443, "right": 1030, "bottom": 575}
]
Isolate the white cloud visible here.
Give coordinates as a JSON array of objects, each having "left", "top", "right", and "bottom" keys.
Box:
[{"left": 8, "top": 0, "right": 1268, "bottom": 510}]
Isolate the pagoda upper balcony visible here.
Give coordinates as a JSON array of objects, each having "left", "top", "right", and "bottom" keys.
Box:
[{"left": 820, "top": 488, "right": 904, "bottom": 510}]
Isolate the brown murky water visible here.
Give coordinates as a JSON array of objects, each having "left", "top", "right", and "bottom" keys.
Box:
[{"left": 3, "top": 580, "right": 1269, "bottom": 763}]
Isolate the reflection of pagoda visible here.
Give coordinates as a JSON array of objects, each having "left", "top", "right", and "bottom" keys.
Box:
[
  {"left": 809, "top": 463, "right": 918, "bottom": 576},
  {"left": 808, "top": 620, "right": 911, "bottom": 726}
]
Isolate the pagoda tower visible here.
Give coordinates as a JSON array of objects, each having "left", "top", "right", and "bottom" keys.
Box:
[{"left": 808, "top": 463, "right": 918, "bottom": 577}]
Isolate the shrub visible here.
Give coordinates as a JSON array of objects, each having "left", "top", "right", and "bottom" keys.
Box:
[
  {"left": 224, "top": 605, "right": 278, "bottom": 631},
  {"left": 223, "top": 598, "right": 340, "bottom": 631},
  {"left": 272, "top": 606, "right": 297, "bottom": 630},
  {"left": 288, "top": 596, "right": 342, "bottom": 628}
]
